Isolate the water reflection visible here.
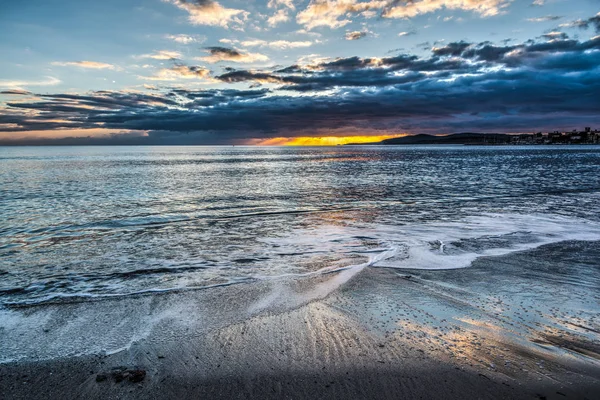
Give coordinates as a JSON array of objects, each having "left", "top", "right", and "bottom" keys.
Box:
[{"left": 1, "top": 146, "right": 599, "bottom": 304}]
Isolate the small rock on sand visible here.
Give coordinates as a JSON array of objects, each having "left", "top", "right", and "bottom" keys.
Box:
[{"left": 96, "top": 369, "right": 146, "bottom": 383}]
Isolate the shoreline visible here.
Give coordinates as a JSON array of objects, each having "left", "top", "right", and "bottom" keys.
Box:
[{"left": 1, "top": 240, "right": 600, "bottom": 399}]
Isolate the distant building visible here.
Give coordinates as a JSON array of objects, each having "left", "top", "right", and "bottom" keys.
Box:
[{"left": 509, "top": 128, "right": 598, "bottom": 145}]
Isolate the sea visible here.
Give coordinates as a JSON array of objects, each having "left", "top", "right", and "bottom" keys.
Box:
[{"left": 1, "top": 145, "right": 600, "bottom": 306}]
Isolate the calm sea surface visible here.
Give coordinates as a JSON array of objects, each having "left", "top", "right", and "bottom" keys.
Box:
[{"left": 1, "top": 145, "right": 600, "bottom": 305}]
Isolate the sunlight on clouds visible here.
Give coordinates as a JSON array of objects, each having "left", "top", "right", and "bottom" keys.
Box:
[
  {"left": 268, "top": 40, "right": 313, "bottom": 49},
  {"left": 165, "top": 34, "right": 205, "bottom": 44},
  {"left": 197, "top": 47, "right": 269, "bottom": 63},
  {"left": 297, "top": 0, "right": 387, "bottom": 30},
  {"left": 268, "top": 0, "right": 295, "bottom": 9},
  {"left": 296, "top": 54, "right": 332, "bottom": 66},
  {"left": 383, "top": 0, "right": 512, "bottom": 19},
  {"left": 0, "top": 77, "right": 61, "bottom": 89},
  {"left": 296, "top": 0, "right": 511, "bottom": 30},
  {"left": 221, "top": 38, "right": 313, "bottom": 49},
  {"left": 143, "top": 65, "right": 212, "bottom": 81},
  {"left": 0, "top": 89, "right": 32, "bottom": 96},
  {"left": 0, "top": 128, "right": 147, "bottom": 141},
  {"left": 3, "top": 1, "right": 600, "bottom": 145},
  {"left": 267, "top": 9, "right": 290, "bottom": 27},
  {"left": 526, "top": 15, "right": 561, "bottom": 22},
  {"left": 138, "top": 50, "right": 182, "bottom": 60},
  {"left": 51, "top": 61, "right": 117, "bottom": 69},
  {"left": 345, "top": 30, "right": 369, "bottom": 40},
  {"left": 165, "top": 0, "right": 249, "bottom": 28}
]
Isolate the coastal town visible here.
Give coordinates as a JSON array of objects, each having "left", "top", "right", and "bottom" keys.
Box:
[{"left": 509, "top": 127, "right": 600, "bottom": 145}]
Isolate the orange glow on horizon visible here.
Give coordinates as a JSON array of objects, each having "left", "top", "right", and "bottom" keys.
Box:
[
  {"left": 248, "top": 135, "right": 405, "bottom": 146},
  {"left": 0, "top": 128, "right": 148, "bottom": 141}
]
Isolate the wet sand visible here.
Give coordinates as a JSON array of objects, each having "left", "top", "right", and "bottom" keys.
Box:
[{"left": 1, "top": 241, "right": 600, "bottom": 399}]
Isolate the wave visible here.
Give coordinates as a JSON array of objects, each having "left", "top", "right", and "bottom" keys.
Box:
[
  {"left": 3, "top": 184, "right": 599, "bottom": 244},
  {"left": 260, "top": 213, "right": 600, "bottom": 272},
  {"left": 370, "top": 214, "right": 600, "bottom": 270},
  {"left": 0, "top": 206, "right": 357, "bottom": 240},
  {"left": 3, "top": 212, "right": 600, "bottom": 308},
  {"left": 3, "top": 278, "right": 255, "bottom": 308}
]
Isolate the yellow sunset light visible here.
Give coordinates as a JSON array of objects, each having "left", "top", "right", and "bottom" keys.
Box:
[{"left": 249, "top": 135, "right": 404, "bottom": 146}]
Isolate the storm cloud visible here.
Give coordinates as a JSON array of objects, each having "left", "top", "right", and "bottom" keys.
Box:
[{"left": 2, "top": 20, "right": 600, "bottom": 145}]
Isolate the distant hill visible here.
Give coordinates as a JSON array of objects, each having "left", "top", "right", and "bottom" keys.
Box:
[{"left": 347, "top": 133, "right": 512, "bottom": 145}]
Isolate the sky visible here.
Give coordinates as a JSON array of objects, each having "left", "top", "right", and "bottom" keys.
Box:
[{"left": 0, "top": 0, "right": 599, "bottom": 145}]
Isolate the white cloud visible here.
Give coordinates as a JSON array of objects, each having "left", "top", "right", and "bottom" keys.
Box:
[
  {"left": 383, "top": 0, "right": 512, "bottom": 19},
  {"left": 398, "top": 30, "right": 417, "bottom": 37},
  {"left": 268, "top": 40, "right": 313, "bottom": 49},
  {"left": 165, "top": 0, "right": 249, "bottom": 28},
  {"left": 51, "top": 61, "right": 117, "bottom": 69},
  {"left": 362, "top": 10, "right": 377, "bottom": 18},
  {"left": 296, "top": 53, "right": 331, "bottom": 67},
  {"left": 138, "top": 50, "right": 182, "bottom": 60},
  {"left": 542, "top": 31, "right": 567, "bottom": 40},
  {"left": 297, "top": 0, "right": 386, "bottom": 30},
  {"left": 165, "top": 34, "right": 205, "bottom": 44},
  {"left": 526, "top": 15, "right": 561, "bottom": 22},
  {"left": 296, "top": 29, "right": 322, "bottom": 37},
  {"left": 0, "top": 76, "right": 61, "bottom": 89},
  {"left": 221, "top": 38, "right": 313, "bottom": 49},
  {"left": 296, "top": 0, "right": 512, "bottom": 29},
  {"left": 267, "top": 9, "right": 290, "bottom": 27},
  {"left": 143, "top": 65, "right": 212, "bottom": 81},
  {"left": 268, "top": 0, "right": 295, "bottom": 9}
]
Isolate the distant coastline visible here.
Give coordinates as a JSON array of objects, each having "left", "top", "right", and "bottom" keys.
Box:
[{"left": 346, "top": 128, "right": 600, "bottom": 146}]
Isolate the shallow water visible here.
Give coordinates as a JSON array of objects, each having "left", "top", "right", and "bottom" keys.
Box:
[{"left": 1, "top": 145, "right": 600, "bottom": 305}]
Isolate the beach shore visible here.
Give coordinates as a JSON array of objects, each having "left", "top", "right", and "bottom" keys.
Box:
[{"left": 1, "top": 241, "right": 599, "bottom": 399}]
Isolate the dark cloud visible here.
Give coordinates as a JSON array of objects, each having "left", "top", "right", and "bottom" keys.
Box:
[
  {"left": 461, "top": 43, "right": 514, "bottom": 61},
  {"left": 217, "top": 70, "right": 282, "bottom": 84},
  {"left": 345, "top": 31, "right": 368, "bottom": 41},
  {"left": 457, "top": 36, "right": 600, "bottom": 66},
  {"left": 175, "top": 0, "right": 214, "bottom": 5},
  {"left": 0, "top": 90, "right": 32, "bottom": 95},
  {"left": 199, "top": 46, "right": 267, "bottom": 63},
  {"left": 541, "top": 31, "right": 569, "bottom": 40},
  {"left": 527, "top": 15, "right": 562, "bottom": 22},
  {"left": 432, "top": 41, "right": 471, "bottom": 57},
  {"left": 205, "top": 46, "right": 242, "bottom": 58},
  {"left": 2, "top": 15, "right": 600, "bottom": 144},
  {"left": 320, "top": 56, "right": 376, "bottom": 70},
  {"left": 215, "top": 53, "right": 472, "bottom": 92},
  {"left": 572, "top": 13, "right": 600, "bottom": 32}
]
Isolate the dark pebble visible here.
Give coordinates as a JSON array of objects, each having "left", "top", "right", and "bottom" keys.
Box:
[
  {"left": 128, "top": 370, "right": 146, "bottom": 383},
  {"left": 98, "top": 369, "right": 147, "bottom": 384}
]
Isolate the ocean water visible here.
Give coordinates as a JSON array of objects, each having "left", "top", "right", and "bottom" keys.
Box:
[{"left": 1, "top": 145, "right": 600, "bottom": 306}]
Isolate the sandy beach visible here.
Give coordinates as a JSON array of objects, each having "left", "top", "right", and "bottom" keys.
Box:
[
  {"left": 1, "top": 240, "right": 599, "bottom": 399},
  {"left": 2, "top": 0, "right": 600, "bottom": 393}
]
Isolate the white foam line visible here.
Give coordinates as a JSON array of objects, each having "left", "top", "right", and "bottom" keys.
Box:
[
  {"left": 372, "top": 213, "right": 600, "bottom": 270},
  {"left": 247, "top": 244, "right": 401, "bottom": 315}
]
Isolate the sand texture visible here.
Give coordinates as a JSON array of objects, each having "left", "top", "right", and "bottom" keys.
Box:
[{"left": 1, "top": 241, "right": 599, "bottom": 399}]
